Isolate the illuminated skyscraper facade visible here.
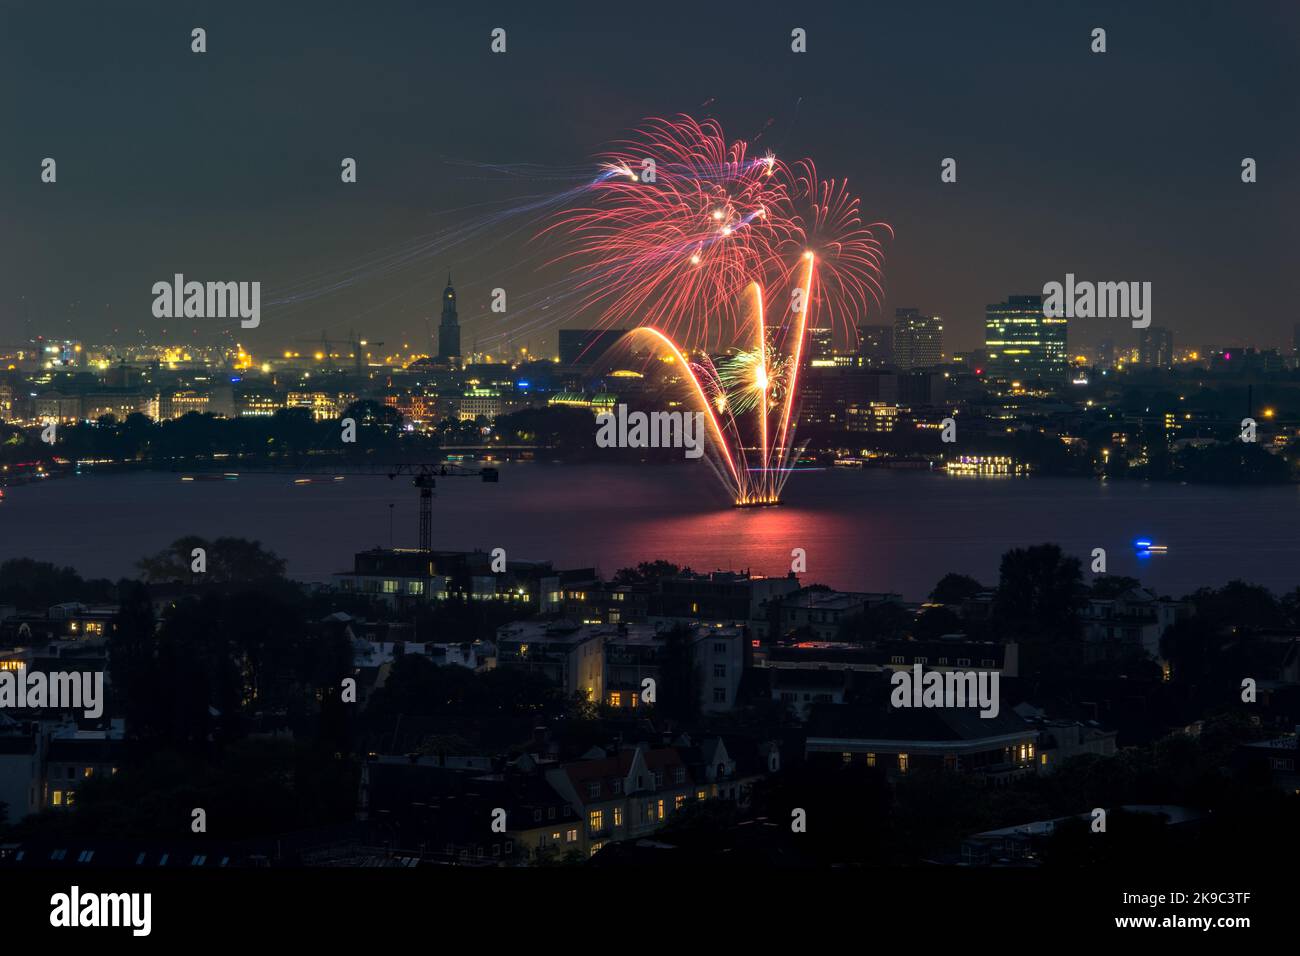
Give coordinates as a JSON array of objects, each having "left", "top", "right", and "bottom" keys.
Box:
[{"left": 985, "top": 295, "right": 1068, "bottom": 380}]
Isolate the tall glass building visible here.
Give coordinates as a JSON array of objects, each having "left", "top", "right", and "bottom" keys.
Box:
[
  {"left": 893, "top": 308, "right": 944, "bottom": 369},
  {"left": 984, "top": 295, "right": 1068, "bottom": 380}
]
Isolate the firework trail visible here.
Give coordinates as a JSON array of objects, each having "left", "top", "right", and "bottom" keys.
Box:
[
  {"left": 550, "top": 115, "right": 890, "bottom": 504},
  {"left": 250, "top": 113, "right": 889, "bottom": 504}
]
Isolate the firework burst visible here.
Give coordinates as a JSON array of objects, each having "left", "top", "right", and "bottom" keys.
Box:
[{"left": 546, "top": 114, "right": 891, "bottom": 504}]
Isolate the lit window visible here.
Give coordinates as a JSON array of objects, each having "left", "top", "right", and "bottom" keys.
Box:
[
  {"left": 656, "top": 799, "right": 664, "bottom": 821},
  {"left": 589, "top": 809, "right": 603, "bottom": 833},
  {"left": 866, "top": 753, "right": 876, "bottom": 767},
  {"left": 589, "top": 842, "right": 603, "bottom": 857},
  {"left": 609, "top": 692, "right": 622, "bottom": 708},
  {"left": 52, "top": 791, "right": 63, "bottom": 806},
  {"left": 696, "top": 790, "right": 706, "bottom": 801},
  {"left": 83, "top": 767, "right": 93, "bottom": 778},
  {"left": 613, "top": 807, "right": 623, "bottom": 827},
  {"left": 565, "top": 829, "right": 577, "bottom": 843},
  {"left": 898, "top": 753, "right": 909, "bottom": 774}
]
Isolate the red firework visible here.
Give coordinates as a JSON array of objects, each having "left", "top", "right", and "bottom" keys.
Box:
[
  {"left": 778, "top": 159, "right": 892, "bottom": 341},
  {"left": 545, "top": 114, "right": 889, "bottom": 349}
]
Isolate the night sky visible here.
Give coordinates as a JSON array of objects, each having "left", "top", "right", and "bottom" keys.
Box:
[{"left": 2, "top": 0, "right": 1296, "bottom": 355}]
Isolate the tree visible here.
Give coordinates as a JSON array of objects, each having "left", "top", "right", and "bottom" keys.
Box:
[
  {"left": 1089, "top": 575, "right": 1142, "bottom": 599},
  {"left": 993, "top": 543, "right": 1084, "bottom": 641},
  {"left": 137, "top": 537, "right": 286, "bottom": 584},
  {"left": 929, "top": 573, "right": 984, "bottom": 606},
  {"left": 911, "top": 605, "right": 964, "bottom": 641},
  {"left": 613, "top": 560, "right": 685, "bottom": 586},
  {"left": 0, "top": 558, "right": 116, "bottom": 609}
]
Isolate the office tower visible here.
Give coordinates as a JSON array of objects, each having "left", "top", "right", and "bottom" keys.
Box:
[
  {"left": 857, "top": 324, "right": 894, "bottom": 367},
  {"left": 893, "top": 309, "right": 944, "bottom": 369},
  {"left": 807, "top": 327, "right": 835, "bottom": 367},
  {"left": 437, "top": 274, "right": 460, "bottom": 361},
  {"left": 984, "top": 295, "right": 1068, "bottom": 379},
  {"left": 1096, "top": 337, "right": 1116, "bottom": 370},
  {"left": 558, "top": 329, "right": 628, "bottom": 368},
  {"left": 1137, "top": 327, "right": 1174, "bottom": 368}
]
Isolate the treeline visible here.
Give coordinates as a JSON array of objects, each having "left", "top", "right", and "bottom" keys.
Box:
[{"left": 1, "top": 403, "right": 606, "bottom": 466}]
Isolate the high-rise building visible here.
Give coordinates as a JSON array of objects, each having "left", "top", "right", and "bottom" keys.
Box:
[
  {"left": 437, "top": 275, "right": 460, "bottom": 361},
  {"left": 558, "top": 329, "right": 627, "bottom": 368},
  {"left": 984, "top": 295, "right": 1068, "bottom": 380},
  {"left": 857, "top": 324, "right": 894, "bottom": 367},
  {"left": 1096, "top": 337, "right": 1116, "bottom": 370},
  {"left": 807, "top": 327, "right": 835, "bottom": 367},
  {"left": 892, "top": 309, "right": 943, "bottom": 369},
  {"left": 1137, "top": 327, "right": 1174, "bottom": 368}
]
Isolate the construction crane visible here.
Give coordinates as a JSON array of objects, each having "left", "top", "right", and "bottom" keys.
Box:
[
  {"left": 295, "top": 330, "right": 384, "bottom": 379},
  {"left": 385, "top": 462, "right": 499, "bottom": 551},
  {"left": 216, "top": 459, "right": 499, "bottom": 551}
]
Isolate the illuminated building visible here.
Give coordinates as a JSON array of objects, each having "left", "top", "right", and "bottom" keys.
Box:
[
  {"left": 799, "top": 367, "right": 899, "bottom": 426},
  {"left": 157, "top": 389, "right": 210, "bottom": 420},
  {"left": 893, "top": 308, "right": 944, "bottom": 369},
  {"left": 238, "top": 391, "right": 284, "bottom": 417},
  {"left": 437, "top": 274, "right": 461, "bottom": 362},
  {"left": 985, "top": 295, "right": 1068, "bottom": 380},
  {"left": 846, "top": 401, "right": 899, "bottom": 433},
  {"left": 807, "top": 327, "right": 835, "bottom": 367},
  {"left": 33, "top": 391, "right": 82, "bottom": 423},
  {"left": 285, "top": 391, "right": 349, "bottom": 421},
  {"left": 335, "top": 548, "right": 568, "bottom": 612},
  {"left": 1138, "top": 327, "right": 1174, "bottom": 368},
  {"left": 547, "top": 392, "right": 617, "bottom": 415},
  {"left": 944, "top": 455, "right": 1029, "bottom": 476},
  {"left": 45, "top": 721, "right": 124, "bottom": 811},
  {"left": 601, "top": 623, "right": 747, "bottom": 713},
  {"left": 856, "top": 324, "right": 894, "bottom": 368},
  {"left": 457, "top": 387, "right": 501, "bottom": 421},
  {"left": 496, "top": 620, "right": 606, "bottom": 703},
  {"left": 1096, "top": 337, "right": 1116, "bottom": 369},
  {"left": 648, "top": 570, "right": 802, "bottom": 637},
  {"left": 806, "top": 707, "right": 1038, "bottom": 782},
  {"left": 0, "top": 717, "right": 42, "bottom": 821}
]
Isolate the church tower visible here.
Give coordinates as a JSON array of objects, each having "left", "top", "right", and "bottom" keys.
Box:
[{"left": 437, "top": 273, "right": 460, "bottom": 362}]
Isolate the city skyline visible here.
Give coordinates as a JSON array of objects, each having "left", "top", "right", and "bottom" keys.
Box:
[{"left": 2, "top": 1, "right": 1296, "bottom": 357}]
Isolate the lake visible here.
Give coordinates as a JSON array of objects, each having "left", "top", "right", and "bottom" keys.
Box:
[{"left": 2, "top": 464, "right": 1296, "bottom": 601}]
